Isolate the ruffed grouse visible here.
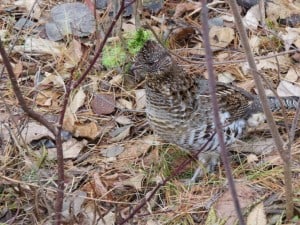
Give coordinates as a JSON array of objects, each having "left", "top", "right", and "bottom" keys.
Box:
[{"left": 132, "top": 40, "right": 299, "bottom": 182}]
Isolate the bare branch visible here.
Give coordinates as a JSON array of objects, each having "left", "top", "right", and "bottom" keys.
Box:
[
  {"left": 118, "top": 135, "right": 214, "bottom": 225},
  {"left": 0, "top": 39, "right": 57, "bottom": 135},
  {"left": 200, "top": 1, "right": 245, "bottom": 224},
  {"left": 227, "top": 0, "right": 294, "bottom": 220},
  {"left": 72, "top": 0, "right": 136, "bottom": 90}
]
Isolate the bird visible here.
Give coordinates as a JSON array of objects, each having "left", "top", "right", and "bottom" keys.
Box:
[{"left": 131, "top": 40, "right": 299, "bottom": 182}]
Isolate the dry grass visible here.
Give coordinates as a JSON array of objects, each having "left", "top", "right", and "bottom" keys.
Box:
[{"left": 1, "top": 0, "right": 300, "bottom": 224}]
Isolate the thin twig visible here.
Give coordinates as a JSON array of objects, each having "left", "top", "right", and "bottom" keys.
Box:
[
  {"left": 53, "top": 1, "right": 137, "bottom": 223},
  {"left": 290, "top": 101, "right": 300, "bottom": 142},
  {"left": 0, "top": 39, "right": 57, "bottom": 135},
  {"left": 227, "top": 0, "right": 294, "bottom": 220},
  {"left": 200, "top": 1, "right": 245, "bottom": 224},
  {"left": 72, "top": 0, "right": 136, "bottom": 90},
  {"left": 0, "top": 0, "right": 40, "bottom": 79},
  {"left": 118, "top": 135, "right": 214, "bottom": 225},
  {"left": 143, "top": 23, "right": 298, "bottom": 66}
]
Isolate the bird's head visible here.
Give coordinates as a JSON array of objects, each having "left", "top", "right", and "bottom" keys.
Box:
[{"left": 131, "top": 40, "right": 173, "bottom": 78}]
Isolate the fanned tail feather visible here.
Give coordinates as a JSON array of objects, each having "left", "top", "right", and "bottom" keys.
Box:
[{"left": 268, "top": 96, "right": 299, "bottom": 111}]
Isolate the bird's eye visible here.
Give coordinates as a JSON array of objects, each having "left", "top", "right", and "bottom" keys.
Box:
[{"left": 147, "top": 59, "right": 158, "bottom": 65}]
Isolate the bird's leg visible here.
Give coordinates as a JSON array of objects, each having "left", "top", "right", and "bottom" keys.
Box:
[
  {"left": 189, "top": 151, "right": 220, "bottom": 184},
  {"left": 199, "top": 151, "right": 220, "bottom": 173},
  {"left": 190, "top": 167, "right": 203, "bottom": 184}
]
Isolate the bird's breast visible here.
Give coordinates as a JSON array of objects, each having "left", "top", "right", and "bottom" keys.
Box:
[{"left": 145, "top": 85, "right": 249, "bottom": 151}]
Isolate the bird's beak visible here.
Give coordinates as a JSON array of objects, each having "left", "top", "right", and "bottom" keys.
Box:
[
  {"left": 130, "top": 62, "right": 145, "bottom": 83},
  {"left": 130, "top": 62, "right": 141, "bottom": 75}
]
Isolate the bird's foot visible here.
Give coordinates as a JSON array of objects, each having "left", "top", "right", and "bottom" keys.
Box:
[{"left": 188, "top": 151, "right": 220, "bottom": 184}]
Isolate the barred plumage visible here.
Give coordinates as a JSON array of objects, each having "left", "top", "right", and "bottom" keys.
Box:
[{"left": 132, "top": 40, "right": 299, "bottom": 182}]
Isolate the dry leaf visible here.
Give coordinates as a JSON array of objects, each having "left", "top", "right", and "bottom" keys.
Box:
[
  {"left": 232, "top": 137, "right": 274, "bottom": 155},
  {"left": 118, "top": 135, "right": 157, "bottom": 161},
  {"left": 122, "top": 22, "right": 136, "bottom": 34},
  {"left": 63, "top": 107, "right": 76, "bottom": 132},
  {"left": 69, "top": 88, "right": 86, "bottom": 114},
  {"left": 277, "top": 80, "right": 300, "bottom": 97},
  {"left": 215, "top": 183, "right": 257, "bottom": 225},
  {"left": 135, "top": 89, "right": 146, "bottom": 110},
  {"left": 285, "top": 66, "right": 300, "bottom": 82},
  {"left": 246, "top": 203, "right": 267, "bottom": 225},
  {"left": 247, "top": 154, "right": 259, "bottom": 164},
  {"left": 101, "top": 145, "right": 124, "bottom": 157},
  {"left": 47, "top": 138, "right": 87, "bottom": 159},
  {"left": 174, "top": 2, "right": 201, "bottom": 18},
  {"left": 262, "top": 151, "right": 283, "bottom": 166},
  {"left": 209, "top": 26, "right": 234, "bottom": 50},
  {"left": 267, "top": 0, "right": 298, "bottom": 22},
  {"left": 243, "top": 4, "right": 260, "bottom": 30},
  {"left": 188, "top": 42, "right": 204, "bottom": 55},
  {"left": 242, "top": 55, "right": 291, "bottom": 73},
  {"left": 61, "top": 191, "right": 87, "bottom": 219},
  {"left": 249, "top": 36, "right": 261, "bottom": 54},
  {"left": 220, "top": 15, "right": 234, "bottom": 22},
  {"left": 170, "top": 27, "right": 196, "bottom": 44},
  {"left": 64, "top": 39, "right": 83, "bottom": 68},
  {"left": 218, "top": 72, "right": 235, "bottom": 84},
  {"left": 74, "top": 121, "right": 99, "bottom": 139},
  {"left": 0, "top": 120, "right": 12, "bottom": 145},
  {"left": 98, "top": 211, "right": 115, "bottom": 225},
  {"left": 60, "top": 138, "right": 87, "bottom": 159},
  {"left": 141, "top": 134, "right": 161, "bottom": 146},
  {"left": 292, "top": 52, "right": 300, "bottom": 62},
  {"left": 236, "top": 80, "right": 255, "bottom": 93},
  {"left": 110, "top": 125, "right": 131, "bottom": 142},
  {"left": 0, "top": 30, "right": 9, "bottom": 41},
  {"left": 14, "top": 37, "right": 64, "bottom": 56},
  {"left": 91, "top": 93, "right": 115, "bottom": 115},
  {"left": 36, "top": 89, "right": 60, "bottom": 107},
  {"left": 36, "top": 91, "right": 52, "bottom": 107},
  {"left": 146, "top": 220, "right": 161, "bottom": 225},
  {"left": 115, "top": 115, "right": 133, "bottom": 125},
  {"left": 20, "top": 122, "right": 54, "bottom": 143},
  {"left": 216, "top": 52, "right": 229, "bottom": 61},
  {"left": 109, "top": 74, "right": 123, "bottom": 86},
  {"left": 205, "top": 207, "right": 226, "bottom": 225},
  {"left": 93, "top": 173, "right": 108, "bottom": 196},
  {"left": 14, "top": 0, "right": 41, "bottom": 19},
  {"left": 82, "top": 205, "right": 115, "bottom": 225},
  {"left": 280, "top": 27, "right": 300, "bottom": 50},
  {"left": 39, "top": 72, "right": 65, "bottom": 88},
  {"left": 116, "top": 173, "right": 145, "bottom": 191},
  {"left": 117, "top": 98, "right": 133, "bottom": 110},
  {"left": 13, "top": 61, "right": 23, "bottom": 78}
]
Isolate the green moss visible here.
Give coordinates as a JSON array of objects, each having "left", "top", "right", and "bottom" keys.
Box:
[
  {"left": 127, "top": 29, "right": 152, "bottom": 54},
  {"left": 265, "top": 19, "right": 276, "bottom": 29},
  {"left": 102, "top": 43, "right": 127, "bottom": 69},
  {"left": 101, "top": 29, "right": 152, "bottom": 69}
]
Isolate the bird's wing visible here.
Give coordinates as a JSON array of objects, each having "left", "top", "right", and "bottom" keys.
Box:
[{"left": 194, "top": 79, "right": 255, "bottom": 122}]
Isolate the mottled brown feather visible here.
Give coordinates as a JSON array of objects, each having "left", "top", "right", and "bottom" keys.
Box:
[{"left": 132, "top": 40, "right": 299, "bottom": 179}]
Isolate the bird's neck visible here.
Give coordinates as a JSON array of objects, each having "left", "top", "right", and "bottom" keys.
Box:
[{"left": 146, "top": 67, "right": 194, "bottom": 95}]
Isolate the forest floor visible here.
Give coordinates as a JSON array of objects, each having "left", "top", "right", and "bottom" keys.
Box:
[{"left": 1, "top": 0, "right": 300, "bottom": 224}]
